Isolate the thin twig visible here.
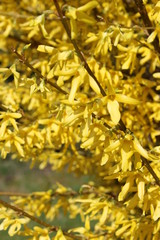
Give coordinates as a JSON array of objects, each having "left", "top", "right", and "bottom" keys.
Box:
[
  {"left": 0, "top": 198, "right": 57, "bottom": 229},
  {"left": 0, "top": 189, "right": 119, "bottom": 202},
  {"left": 141, "top": 157, "right": 160, "bottom": 186},
  {"left": 0, "top": 192, "right": 28, "bottom": 197},
  {"left": 11, "top": 48, "right": 68, "bottom": 95},
  {"left": 134, "top": 0, "right": 160, "bottom": 53},
  {"left": 9, "top": 35, "right": 43, "bottom": 48},
  {"left": 0, "top": 198, "right": 84, "bottom": 239},
  {"left": 0, "top": 11, "right": 27, "bottom": 18}
]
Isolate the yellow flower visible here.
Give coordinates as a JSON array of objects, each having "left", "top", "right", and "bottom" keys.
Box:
[
  {"left": 118, "top": 176, "right": 134, "bottom": 201},
  {"left": 0, "top": 112, "right": 22, "bottom": 137},
  {"left": 37, "top": 45, "right": 58, "bottom": 54},
  {"left": 121, "top": 138, "right": 134, "bottom": 172},
  {"left": 133, "top": 137, "right": 154, "bottom": 161},
  {"left": 55, "top": 229, "right": 67, "bottom": 240},
  {"left": 0, "top": 130, "right": 25, "bottom": 158},
  {"left": 66, "top": 1, "right": 99, "bottom": 39},
  {"left": 0, "top": 64, "right": 20, "bottom": 87},
  {"left": 23, "top": 124, "right": 44, "bottom": 149},
  {"left": 0, "top": 217, "right": 29, "bottom": 236},
  {"left": 101, "top": 73, "right": 140, "bottom": 125},
  {"left": 32, "top": 226, "right": 50, "bottom": 240},
  {"left": 117, "top": 44, "right": 138, "bottom": 73}
]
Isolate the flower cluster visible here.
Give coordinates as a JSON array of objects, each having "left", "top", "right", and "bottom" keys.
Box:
[{"left": 0, "top": 0, "right": 160, "bottom": 239}]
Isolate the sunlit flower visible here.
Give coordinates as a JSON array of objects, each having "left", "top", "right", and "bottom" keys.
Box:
[{"left": 0, "top": 112, "right": 22, "bottom": 137}]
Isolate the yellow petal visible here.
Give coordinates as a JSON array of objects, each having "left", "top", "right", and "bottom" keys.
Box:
[
  {"left": 47, "top": 67, "right": 55, "bottom": 79},
  {"left": 107, "top": 99, "right": 120, "bottom": 124},
  {"left": 133, "top": 138, "right": 150, "bottom": 160},
  {"left": 14, "top": 140, "right": 24, "bottom": 157},
  {"left": 117, "top": 44, "right": 128, "bottom": 51},
  {"left": 8, "top": 222, "right": 21, "bottom": 236},
  {"left": 101, "top": 153, "right": 109, "bottom": 166},
  {"left": 0, "top": 121, "right": 7, "bottom": 137},
  {"left": 76, "top": 11, "right": 96, "bottom": 25},
  {"left": 115, "top": 94, "right": 140, "bottom": 105},
  {"left": 23, "top": 43, "right": 31, "bottom": 50},
  {"left": 55, "top": 68, "right": 77, "bottom": 76},
  {"left": 122, "top": 54, "right": 132, "bottom": 70},
  {"left": 89, "top": 76, "right": 101, "bottom": 94},
  {"left": 0, "top": 219, "right": 14, "bottom": 230},
  {"left": 147, "top": 30, "right": 157, "bottom": 43},
  {"left": 99, "top": 206, "right": 108, "bottom": 225},
  {"left": 106, "top": 72, "right": 115, "bottom": 96},
  {"left": 69, "top": 76, "right": 81, "bottom": 102},
  {"left": 104, "top": 140, "right": 121, "bottom": 153},
  {"left": 121, "top": 140, "right": 133, "bottom": 171},
  {"left": 134, "top": 152, "right": 142, "bottom": 169},
  {"left": 0, "top": 68, "right": 12, "bottom": 81},
  {"left": 78, "top": 1, "right": 99, "bottom": 12},
  {"left": 81, "top": 136, "right": 94, "bottom": 149},
  {"left": 153, "top": 72, "right": 160, "bottom": 78},
  {"left": 9, "top": 113, "right": 22, "bottom": 119},
  {"left": 85, "top": 216, "right": 90, "bottom": 230},
  {"left": 153, "top": 201, "right": 160, "bottom": 221},
  {"left": 116, "top": 224, "right": 131, "bottom": 237},
  {"left": 54, "top": 229, "right": 67, "bottom": 240},
  {"left": 118, "top": 177, "right": 133, "bottom": 201},
  {"left": 15, "top": 136, "right": 25, "bottom": 144},
  {"left": 68, "top": 227, "right": 86, "bottom": 234},
  {"left": 37, "top": 45, "right": 57, "bottom": 54},
  {"left": 10, "top": 64, "right": 20, "bottom": 88},
  {"left": 70, "top": 18, "right": 78, "bottom": 39},
  {"left": 58, "top": 50, "right": 73, "bottom": 61},
  {"left": 137, "top": 178, "right": 145, "bottom": 200},
  {"left": 9, "top": 118, "right": 19, "bottom": 131},
  {"left": 39, "top": 23, "right": 48, "bottom": 38},
  {"left": 66, "top": 6, "right": 77, "bottom": 19}
]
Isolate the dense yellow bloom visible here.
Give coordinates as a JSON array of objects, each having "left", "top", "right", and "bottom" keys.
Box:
[
  {"left": 0, "top": 0, "right": 160, "bottom": 239},
  {"left": 0, "top": 212, "right": 29, "bottom": 237},
  {"left": 0, "top": 112, "right": 22, "bottom": 137},
  {"left": 66, "top": 1, "right": 98, "bottom": 39}
]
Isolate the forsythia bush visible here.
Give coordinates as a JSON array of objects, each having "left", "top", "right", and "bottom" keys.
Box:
[{"left": 0, "top": 0, "right": 160, "bottom": 239}]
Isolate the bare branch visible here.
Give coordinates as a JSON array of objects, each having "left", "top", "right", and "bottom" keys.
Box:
[
  {"left": 134, "top": 0, "right": 160, "bottom": 53},
  {"left": 0, "top": 198, "right": 57, "bottom": 229},
  {"left": 141, "top": 157, "right": 160, "bottom": 186}
]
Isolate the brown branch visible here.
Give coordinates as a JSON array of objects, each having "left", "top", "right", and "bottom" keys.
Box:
[
  {"left": 0, "top": 192, "right": 28, "bottom": 197},
  {"left": 134, "top": 0, "right": 160, "bottom": 53},
  {"left": 0, "top": 198, "right": 84, "bottom": 239},
  {"left": 8, "top": 35, "right": 43, "bottom": 48},
  {"left": 141, "top": 157, "right": 160, "bottom": 186},
  {"left": 0, "top": 198, "right": 57, "bottom": 229},
  {"left": 11, "top": 48, "right": 68, "bottom": 95},
  {"left": 122, "top": 0, "right": 137, "bottom": 14},
  {"left": 0, "top": 188, "right": 118, "bottom": 202}
]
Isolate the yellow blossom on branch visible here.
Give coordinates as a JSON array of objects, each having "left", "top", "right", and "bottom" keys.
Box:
[
  {"left": 0, "top": 0, "right": 160, "bottom": 239},
  {"left": 0, "top": 112, "right": 22, "bottom": 137}
]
